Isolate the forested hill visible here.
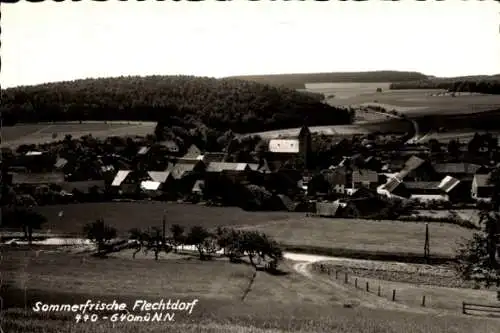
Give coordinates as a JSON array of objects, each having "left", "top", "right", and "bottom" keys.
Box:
[
  {"left": 0, "top": 75, "right": 352, "bottom": 133},
  {"left": 227, "top": 71, "right": 429, "bottom": 89}
]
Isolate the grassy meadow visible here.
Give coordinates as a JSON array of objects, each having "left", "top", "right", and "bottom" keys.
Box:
[
  {"left": 2, "top": 247, "right": 500, "bottom": 333},
  {"left": 243, "top": 217, "right": 473, "bottom": 258},
  {"left": 304, "top": 83, "right": 500, "bottom": 116},
  {"left": 18, "top": 202, "right": 474, "bottom": 259},
  {"left": 29, "top": 202, "right": 299, "bottom": 236},
  {"left": 1, "top": 121, "right": 157, "bottom": 147}
]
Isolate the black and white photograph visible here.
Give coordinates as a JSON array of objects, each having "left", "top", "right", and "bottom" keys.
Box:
[{"left": 1, "top": 0, "right": 500, "bottom": 332}]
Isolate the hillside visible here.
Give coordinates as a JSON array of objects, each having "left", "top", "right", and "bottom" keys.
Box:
[
  {"left": 0, "top": 75, "right": 351, "bottom": 133},
  {"left": 227, "top": 71, "right": 429, "bottom": 89},
  {"left": 390, "top": 75, "right": 500, "bottom": 94}
]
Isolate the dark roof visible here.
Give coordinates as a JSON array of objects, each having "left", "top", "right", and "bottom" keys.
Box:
[
  {"left": 352, "top": 169, "right": 378, "bottom": 183},
  {"left": 433, "top": 163, "right": 482, "bottom": 175},
  {"left": 60, "top": 181, "right": 105, "bottom": 193},
  {"left": 403, "top": 181, "right": 440, "bottom": 190},
  {"left": 323, "top": 169, "right": 349, "bottom": 185},
  {"left": 381, "top": 177, "right": 403, "bottom": 193},
  {"left": 199, "top": 152, "right": 226, "bottom": 163},
  {"left": 12, "top": 172, "right": 65, "bottom": 185}
]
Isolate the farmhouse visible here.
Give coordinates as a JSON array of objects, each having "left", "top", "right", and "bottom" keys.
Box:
[
  {"left": 437, "top": 175, "right": 468, "bottom": 202},
  {"left": 352, "top": 169, "right": 379, "bottom": 189},
  {"left": 471, "top": 173, "right": 493, "bottom": 201},
  {"left": 377, "top": 177, "right": 411, "bottom": 199},
  {"left": 170, "top": 161, "right": 205, "bottom": 180}
]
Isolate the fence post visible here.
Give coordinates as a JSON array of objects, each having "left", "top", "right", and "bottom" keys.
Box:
[
  {"left": 421, "top": 295, "right": 426, "bottom": 307},
  {"left": 344, "top": 273, "right": 348, "bottom": 284},
  {"left": 335, "top": 270, "right": 338, "bottom": 279},
  {"left": 392, "top": 290, "right": 396, "bottom": 301},
  {"left": 355, "top": 278, "right": 358, "bottom": 288},
  {"left": 462, "top": 302, "right": 466, "bottom": 314},
  {"left": 366, "top": 281, "right": 369, "bottom": 292},
  {"left": 377, "top": 285, "right": 381, "bottom": 296}
]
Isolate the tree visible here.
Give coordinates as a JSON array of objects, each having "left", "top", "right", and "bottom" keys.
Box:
[
  {"left": 129, "top": 227, "right": 172, "bottom": 260},
  {"left": 83, "top": 219, "right": 117, "bottom": 255},
  {"left": 170, "top": 224, "right": 185, "bottom": 253},
  {"left": 456, "top": 210, "right": 499, "bottom": 287},
  {"left": 428, "top": 139, "right": 441, "bottom": 153},
  {"left": 2, "top": 208, "right": 47, "bottom": 245},
  {"left": 455, "top": 171, "right": 500, "bottom": 287},
  {"left": 447, "top": 139, "right": 460, "bottom": 158},
  {"left": 186, "top": 226, "right": 212, "bottom": 260}
]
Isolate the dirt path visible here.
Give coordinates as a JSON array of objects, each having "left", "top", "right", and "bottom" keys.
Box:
[{"left": 292, "top": 261, "right": 429, "bottom": 313}]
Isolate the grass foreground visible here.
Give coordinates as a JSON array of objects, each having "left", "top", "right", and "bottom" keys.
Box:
[{"left": 2, "top": 247, "right": 500, "bottom": 333}]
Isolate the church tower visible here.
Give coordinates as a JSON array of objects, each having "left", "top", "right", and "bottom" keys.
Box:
[{"left": 298, "top": 124, "right": 312, "bottom": 169}]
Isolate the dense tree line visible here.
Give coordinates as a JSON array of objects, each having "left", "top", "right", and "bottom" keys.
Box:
[
  {"left": 228, "top": 71, "right": 428, "bottom": 89},
  {"left": 1, "top": 75, "right": 351, "bottom": 133},
  {"left": 389, "top": 77, "right": 500, "bottom": 95}
]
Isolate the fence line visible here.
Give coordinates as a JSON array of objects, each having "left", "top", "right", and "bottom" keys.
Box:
[{"left": 463, "top": 302, "right": 500, "bottom": 316}]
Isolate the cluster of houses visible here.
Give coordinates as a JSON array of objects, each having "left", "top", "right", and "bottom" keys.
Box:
[{"left": 3, "top": 125, "right": 497, "bottom": 217}]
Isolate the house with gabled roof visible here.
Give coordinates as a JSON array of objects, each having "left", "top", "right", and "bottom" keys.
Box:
[
  {"left": 433, "top": 163, "right": 482, "bottom": 181},
  {"left": 352, "top": 169, "right": 379, "bottom": 190},
  {"left": 377, "top": 177, "right": 411, "bottom": 200},
  {"left": 437, "top": 175, "right": 468, "bottom": 203},
  {"left": 471, "top": 173, "right": 493, "bottom": 202},
  {"left": 182, "top": 144, "right": 202, "bottom": 159},
  {"left": 170, "top": 162, "right": 205, "bottom": 180},
  {"left": 396, "top": 156, "right": 436, "bottom": 181}
]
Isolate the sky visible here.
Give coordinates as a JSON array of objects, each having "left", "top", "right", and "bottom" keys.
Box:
[{"left": 2, "top": 0, "right": 499, "bottom": 88}]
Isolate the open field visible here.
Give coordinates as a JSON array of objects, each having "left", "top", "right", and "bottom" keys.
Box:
[
  {"left": 3, "top": 247, "right": 500, "bottom": 333},
  {"left": 302, "top": 83, "right": 500, "bottom": 116},
  {"left": 241, "top": 217, "right": 473, "bottom": 258},
  {"left": 20, "top": 203, "right": 474, "bottom": 258},
  {"left": 304, "top": 82, "right": 393, "bottom": 99},
  {"left": 27, "top": 202, "right": 302, "bottom": 235},
  {"left": 1, "top": 121, "right": 157, "bottom": 147}
]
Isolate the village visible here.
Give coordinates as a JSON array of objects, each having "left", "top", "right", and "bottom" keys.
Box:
[{"left": 2, "top": 124, "right": 497, "bottom": 222}]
